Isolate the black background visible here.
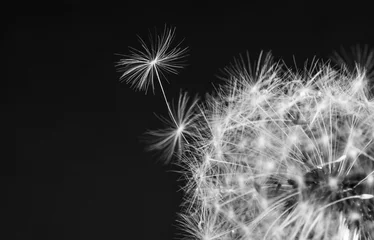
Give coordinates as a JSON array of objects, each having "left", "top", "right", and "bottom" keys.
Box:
[{"left": 5, "top": 1, "right": 374, "bottom": 240}]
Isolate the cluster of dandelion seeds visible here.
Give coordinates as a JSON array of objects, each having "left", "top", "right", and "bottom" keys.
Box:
[{"left": 117, "top": 27, "right": 374, "bottom": 240}]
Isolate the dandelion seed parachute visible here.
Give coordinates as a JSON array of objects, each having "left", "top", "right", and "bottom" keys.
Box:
[
  {"left": 116, "top": 26, "right": 188, "bottom": 94},
  {"left": 144, "top": 91, "right": 200, "bottom": 163}
]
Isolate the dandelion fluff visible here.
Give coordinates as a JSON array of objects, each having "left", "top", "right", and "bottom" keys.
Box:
[
  {"left": 117, "top": 28, "right": 374, "bottom": 239},
  {"left": 172, "top": 53, "right": 374, "bottom": 240},
  {"left": 116, "top": 26, "right": 188, "bottom": 93}
]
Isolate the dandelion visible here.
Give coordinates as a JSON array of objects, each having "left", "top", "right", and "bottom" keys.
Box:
[
  {"left": 118, "top": 27, "right": 374, "bottom": 239},
  {"left": 172, "top": 53, "right": 374, "bottom": 240}
]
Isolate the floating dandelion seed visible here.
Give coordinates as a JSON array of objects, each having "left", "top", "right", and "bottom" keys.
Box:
[
  {"left": 116, "top": 26, "right": 188, "bottom": 93},
  {"left": 118, "top": 27, "right": 374, "bottom": 240},
  {"left": 146, "top": 91, "right": 200, "bottom": 163},
  {"left": 117, "top": 26, "right": 191, "bottom": 162}
]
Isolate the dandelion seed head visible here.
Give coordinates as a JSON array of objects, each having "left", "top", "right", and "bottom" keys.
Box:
[{"left": 157, "top": 51, "right": 374, "bottom": 240}]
